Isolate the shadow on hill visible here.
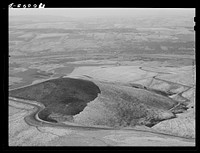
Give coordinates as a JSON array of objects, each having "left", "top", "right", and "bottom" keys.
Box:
[{"left": 9, "top": 77, "right": 101, "bottom": 122}]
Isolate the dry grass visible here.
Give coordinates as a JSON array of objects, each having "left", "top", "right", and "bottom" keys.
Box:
[{"left": 74, "top": 82, "right": 176, "bottom": 127}]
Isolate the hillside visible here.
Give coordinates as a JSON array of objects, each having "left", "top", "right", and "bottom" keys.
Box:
[
  {"left": 9, "top": 78, "right": 101, "bottom": 122},
  {"left": 9, "top": 77, "right": 179, "bottom": 127}
]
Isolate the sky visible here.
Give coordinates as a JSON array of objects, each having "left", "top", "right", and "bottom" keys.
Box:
[{"left": 9, "top": 8, "right": 195, "bottom": 18}]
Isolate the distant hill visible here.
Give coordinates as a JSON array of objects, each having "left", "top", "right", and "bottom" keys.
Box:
[{"left": 9, "top": 11, "right": 195, "bottom": 57}]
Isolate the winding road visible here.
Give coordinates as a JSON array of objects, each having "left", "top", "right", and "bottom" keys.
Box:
[
  {"left": 139, "top": 66, "right": 193, "bottom": 105},
  {"left": 9, "top": 96, "right": 195, "bottom": 142},
  {"left": 8, "top": 66, "right": 195, "bottom": 143}
]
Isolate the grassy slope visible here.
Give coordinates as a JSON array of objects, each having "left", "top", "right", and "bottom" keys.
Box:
[{"left": 74, "top": 81, "right": 177, "bottom": 127}]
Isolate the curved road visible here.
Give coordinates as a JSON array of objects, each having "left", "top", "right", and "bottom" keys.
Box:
[
  {"left": 9, "top": 97, "right": 195, "bottom": 142},
  {"left": 139, "top": 66, "right": 193, "bottom": 104},
  {"left": 8, "top": 66, "right": 195, "bottom": 142}
]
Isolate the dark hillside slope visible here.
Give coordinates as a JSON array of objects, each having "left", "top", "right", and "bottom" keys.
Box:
[{"left": 9, "top": 78, "right": 101, "bottom": 122}]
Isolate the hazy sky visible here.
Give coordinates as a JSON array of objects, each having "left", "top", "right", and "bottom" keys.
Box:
[{"left": 9, "top": 8, "right": 195, "bottom": 18}]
